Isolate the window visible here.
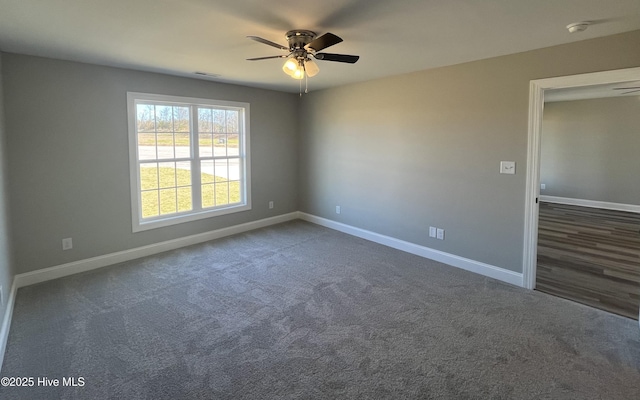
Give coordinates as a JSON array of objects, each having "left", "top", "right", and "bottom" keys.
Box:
[{"left": 127, "top": 93, "right": 250, "bottom": 232}]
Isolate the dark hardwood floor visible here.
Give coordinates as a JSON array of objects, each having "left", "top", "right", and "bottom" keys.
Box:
[{"left": 536, "top": 202, "right": 640, "bottom": 320}]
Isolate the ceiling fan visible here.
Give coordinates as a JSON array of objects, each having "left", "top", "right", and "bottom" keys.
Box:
[{"left": 246, "top": 30, "right": 359, "bottom": 82}]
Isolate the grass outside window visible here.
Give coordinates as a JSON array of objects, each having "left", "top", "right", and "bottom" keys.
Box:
[{"left": 140, "top": 167, "right": 241, "bottom": 218}]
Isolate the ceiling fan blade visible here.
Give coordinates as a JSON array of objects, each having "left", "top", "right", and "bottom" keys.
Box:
[
  {"left": 315, "top": 53, "right": 359, "bottom": 64},
  {"left": 613, "top": 86, "right": 640, "bottom": 90},
  {"left": 246, "top": 55, "right": 289, "bottom": 61},
  {"left": 307, "top": 33, "right": 343, "bottom": 52},
  {"left": 247, "top": 36, "right": 288, "bottom": 51}
]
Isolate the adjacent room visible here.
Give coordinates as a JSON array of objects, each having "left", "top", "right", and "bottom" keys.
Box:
[
  {"left": 0, "top": 1, "right": 639, "bottom": 398},
  {"left": 537, "top": 91, "right": 640, "bottom": 318}
]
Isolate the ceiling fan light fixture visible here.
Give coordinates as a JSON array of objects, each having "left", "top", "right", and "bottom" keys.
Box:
[
  {"left": 304, "top": 58, "right": 320, "bottom": 77},
  {"left": 291, "top": 63, "right": 305, "bottom": 80},
  {"left": 283, "top": 58, "right": 305, "bottom": 80},
  {"left": 282, "top": 57, "right": 298, "bottom": 76}
]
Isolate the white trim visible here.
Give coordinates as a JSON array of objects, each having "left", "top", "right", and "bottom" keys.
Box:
[
  {"left": 539, "top": 196, "right": 640, "bottom": 214},
  {"left": 523, "top": 79, "right": 543, "bottom": 290},
  {"left": 14, "top": 213, "right": 298, "bottom": 288},
  {"left": 299, "top": 213, "right": 523, "bottom": 287},
  {"left": 523, "top": 67, "right": 640, "bottom": 290},
  {"left": 0, "top": 279, "right": 17, "bottom": 373}
]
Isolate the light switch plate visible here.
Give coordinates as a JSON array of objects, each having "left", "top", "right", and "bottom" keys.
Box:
[
  {"left": 500, "top": 161, "right": 516, "bottom": 175},
  {"left": 429, "top": 227, "right": 437, "bottom": 238}
]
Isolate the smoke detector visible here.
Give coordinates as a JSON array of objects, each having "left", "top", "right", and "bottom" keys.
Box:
[{"left": 566, "top": 22, "right": 590, "bottom": 33}]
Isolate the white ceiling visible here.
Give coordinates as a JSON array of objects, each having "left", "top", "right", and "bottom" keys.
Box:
[{"left": 1, "top": 0, "right": 639, "bottom": 93}]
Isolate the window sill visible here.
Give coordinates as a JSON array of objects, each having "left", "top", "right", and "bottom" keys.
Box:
[{"left": 132, "top": 203, "right": 252, "bottom": 233}]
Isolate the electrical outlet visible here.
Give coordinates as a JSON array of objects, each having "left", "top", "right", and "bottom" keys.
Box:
[
  {"left": 500, "top": 161, "right": 516, "bottom": 175},
  {"left": 540, "top": 183, "right": 546, "bottom": 190},
  {"left": 429, "top": 227, "right": 437, "bottom": 238},
  {"left": 436, "top": 228, "right": 445, "bottom": 240},
  {"left": 336, "top": 206, "right": 341, "bottom": 214},
  {"left": 62, "top": 237, "right": 73, "bottom": 250},
  {"left": 0, "top": 285, "right": 3, "bottom": 306},
  {"left": 268, "top": 201, "right": 274, "bottom": 209}
]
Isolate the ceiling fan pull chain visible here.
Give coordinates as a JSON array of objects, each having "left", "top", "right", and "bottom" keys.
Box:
[{"left": 299, "top": 78, "right": 302, "bottom": 97}]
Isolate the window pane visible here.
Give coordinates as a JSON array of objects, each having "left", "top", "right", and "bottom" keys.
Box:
[
  {"left": 215, "top": 183, "right": 229, "bottom": 206},
  {"left": 229, "top": 181, "right": 241, "bottom": 203},
  {"left": 227, "top": 133, "right": 239, "bottom": 156},
  {"left": 175, "top": 133, "right": 190, "bottom": 158},
  {"left": 201, "top": 184, "right": 214, "bottom": 208},
  {"left": 158, "top": 162, "right": 176, "bottom": 188},
  {"left": 214, "top": 134, "right": 226, "bottom": 157},
  {"left": 200, "top": 161, "right": 214, "bottom": 183},
  {"left": 156, "top": 105, "right": 173, "bottom": 132},
  {"left": 198, "top": 108, "right": 212, "bottom": 133},
  {"left": 159, "top": 188, "right": 177, "bottom": 215},
  {"left": 136, "top": 104, "right": 155, "bottom": 132},
  {"left": 226, "top": 110, "right": 238, "bottom": 133},
  {"left": 177, "top": 187, "right": 192, "bottom": 212},
  {"left": 156, "top": 133, "right": 174, "bottom": 159},
  {"left": 228, "top": 158, "right": 240, "bottom": 181},
  {"left": 213, "top": 110, "right": 225, "bottom": 133},
  {"left": 199, "top": 133, "right": 212, "bottom": 157},
  {"left": 140, "top": 163, "right": 158, "bottom": 190},
  {"left": 138, "top": 133, "right": 157, "bottom": 160},
  {"left": 173, "top": 106, "right": 189, "bottom": 132},
  {"left": 176, "top": 162, "right": 191, "bottom": 186},
  {"left": 215, "top": 159, "right": 229, "bottom": 181},
  {"left": 141, "top": 190, "right": 159, "bottom": 218}
]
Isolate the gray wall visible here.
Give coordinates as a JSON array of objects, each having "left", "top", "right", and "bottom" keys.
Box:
[
  {"left": 2, "top": 54, "right": 299, "bottom": 274},
  {"left": 299, "top": 30, "right": 640, "bottom": 273},
  {"left": 0, "top": 53, "right": 14, "bottom": 324},
  {"left": 541, "top": 97, "right": 640, "bottom": 205}
]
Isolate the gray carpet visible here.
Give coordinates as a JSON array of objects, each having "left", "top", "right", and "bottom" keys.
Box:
[{"left": 1, "top": 220, "right": 639, "bottom": 399}]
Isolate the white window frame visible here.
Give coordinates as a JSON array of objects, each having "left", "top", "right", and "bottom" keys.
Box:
[{"left": 127, "top": 92, "right": 251, "bottom": 232}]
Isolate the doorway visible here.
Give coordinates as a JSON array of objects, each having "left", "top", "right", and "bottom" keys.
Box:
[{"left": 522, "top": 67, "right": 640, "bottom": 320}]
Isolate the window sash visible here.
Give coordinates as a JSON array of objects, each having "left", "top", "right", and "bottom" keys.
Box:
[{"left": 128, "top": 92, "right": 251, "bottom": 232}]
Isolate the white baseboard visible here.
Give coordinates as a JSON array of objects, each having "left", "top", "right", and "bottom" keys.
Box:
[
  {"left": 0, "top": 279, "right": 18, "bottom": 373},
  {"left": 298, "top": 213, "right": 524, "bottom": 287},
  {"left": 14, "top": 212, "right": 298, "bottom": 289},
  {"left": 539, "top": 195, "right": 640, "bottom": 214}
]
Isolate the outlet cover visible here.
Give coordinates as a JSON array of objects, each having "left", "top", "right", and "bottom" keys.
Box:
[
  {"left": 500, "top": 161, "right": 516, "bottom": 175},
  {"left": 268, "top": 201, "right": 274, "bottom": 209},
  {"left": 436, "top": 228, "right": 445, "bottom": 240},
  {"left": 0, "top": 285, "right": 3, "bottom": 306},
  {"left": 336, "top": 206, "right": 341, "bottom": 214},
  {"left": 429, "top": 227, "right": 437, "bottom": 238},
  {"left": 540, "top": 183, "right": 546, "bottom": 190},
  {"left": 62, "top": 237, "right": 73, "bottom": 250}
]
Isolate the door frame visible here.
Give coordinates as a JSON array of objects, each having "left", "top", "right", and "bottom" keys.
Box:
[{"left": 522, "top": 67, "right": 640, "bottom": 290}]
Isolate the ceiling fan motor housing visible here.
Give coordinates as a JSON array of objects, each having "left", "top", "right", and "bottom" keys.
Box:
[{"left": 285, "top": 30, "right": 317, "bottom": 51}]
